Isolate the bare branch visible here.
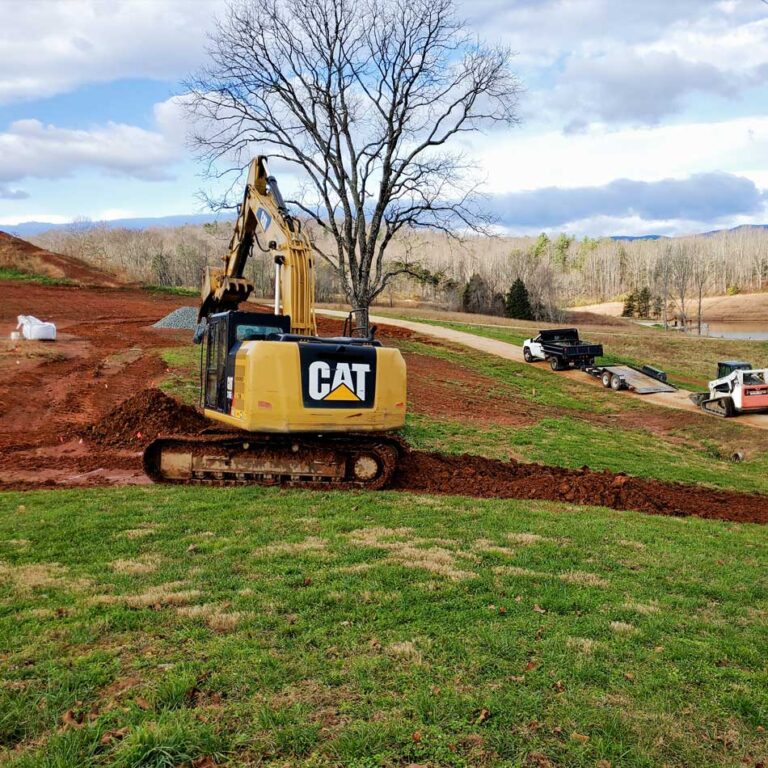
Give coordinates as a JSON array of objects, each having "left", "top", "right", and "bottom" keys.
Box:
[{"left": 186, "top": 0, "right": 521, "bottom": 317}]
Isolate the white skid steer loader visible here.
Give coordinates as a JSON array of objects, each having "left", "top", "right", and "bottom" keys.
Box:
[{"left": 690, "top": 361, "right": 768, "bottom": 417}]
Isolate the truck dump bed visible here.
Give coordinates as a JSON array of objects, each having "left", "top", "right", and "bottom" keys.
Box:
[{"left": 538, "top": 328, "right": 603, "bottom": 360}]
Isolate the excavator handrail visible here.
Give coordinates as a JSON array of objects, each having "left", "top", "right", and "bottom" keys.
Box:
[{"left": 271, "top": 334, "right": 382, "bottom": 347}]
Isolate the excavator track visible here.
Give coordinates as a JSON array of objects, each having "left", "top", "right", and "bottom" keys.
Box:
[{"left": 143, "top": 433, "right": 406, "bottom": 490}]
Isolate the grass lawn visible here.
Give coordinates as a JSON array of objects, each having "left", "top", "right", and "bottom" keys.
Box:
[
  {"left": 0, "top": 486, "right": 766, "bottom": 767},
  {"left": 0, "top": 268, "right": 74, "bottom": 286}
]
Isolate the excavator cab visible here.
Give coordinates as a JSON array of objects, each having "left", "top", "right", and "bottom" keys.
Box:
[{"left": 203, "top": 311, "right": 291, "bottom": 414}]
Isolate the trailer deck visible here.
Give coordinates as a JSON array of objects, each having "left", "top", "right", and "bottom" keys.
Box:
[{"left": 585, "top": 364, "right": 677, "bottom": 394}]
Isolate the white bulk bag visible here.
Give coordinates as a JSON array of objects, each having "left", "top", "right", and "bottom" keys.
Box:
[{"left": 16, "top": 315, "right": 57, "bottom": 341}]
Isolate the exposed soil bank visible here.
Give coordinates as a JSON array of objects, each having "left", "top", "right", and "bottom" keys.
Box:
[
  {"left": 391, "top": 450, "right": 767, "bottom": 524},
  {"left": 0, "top": 231, "right": 122, "bottom": 286}
]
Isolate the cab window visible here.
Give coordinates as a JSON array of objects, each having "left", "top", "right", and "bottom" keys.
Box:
[{"left": 236, "top": 323, "right": 284, "bottom": 341}]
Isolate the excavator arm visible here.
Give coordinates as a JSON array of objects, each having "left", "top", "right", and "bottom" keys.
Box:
[{"left": 199, "top": 156, "right": 316, "bottom": 335}]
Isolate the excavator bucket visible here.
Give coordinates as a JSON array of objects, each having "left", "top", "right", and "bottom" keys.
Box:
[{"left": 199, "top": 265, "right": 254, "bottom": 321}]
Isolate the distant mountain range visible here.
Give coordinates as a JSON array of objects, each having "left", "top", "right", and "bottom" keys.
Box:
[
  {"left": 611, "top": 224, "right": 768, "bottom": 241},
  {"left": 6, "top": 214, "right": 235, "bottom": 238},
  {"left": 5, "top": 216, "right": 768, "bottom": 240}
]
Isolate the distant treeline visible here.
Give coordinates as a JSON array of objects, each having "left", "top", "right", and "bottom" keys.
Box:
[{"left": 33, "top": 221, "right": 768, "bottom": 320}]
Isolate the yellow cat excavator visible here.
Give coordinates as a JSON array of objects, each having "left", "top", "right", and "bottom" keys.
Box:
[{"left": 143, "top": 156, "right": 407, "bottom": 488}]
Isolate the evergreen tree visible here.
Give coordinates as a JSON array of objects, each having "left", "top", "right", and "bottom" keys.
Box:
[
  {"left": 462, "top": 273, "right": 492, "bottom": 314},
  {"left": 621, "top": 290, "right": 637, "bottom": 317},
  {"left": 505, "top": 277, "right": 534, "bottom": 320},
  {"left": 491, "top": 292, "right": 507, "bottom": 317},
  {"left": 636, "top": 286, "right": 652, "bottom": 318},
  {"left": 530, "top": 233, "right": 551, "bottom": 259},
  {"left": 553, "top": 233, "right": 573, "bottom": 270}
]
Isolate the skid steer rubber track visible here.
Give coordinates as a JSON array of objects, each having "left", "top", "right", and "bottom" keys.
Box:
[
  {"left": 143, "top": 432, "right": 406, "bottom": 490},
  {"left": 690, "top": 394, "right": 734, "bottom": 418}
]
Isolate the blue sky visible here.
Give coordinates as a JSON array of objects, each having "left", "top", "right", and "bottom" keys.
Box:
[{"left": 0, "top": 0, "right": 767, "bottom": 236}]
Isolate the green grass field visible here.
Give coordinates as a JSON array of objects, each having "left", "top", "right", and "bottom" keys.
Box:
[
  {"left": 2, "top": 317, "right": 766, "bottom": 766},
  {"left": 0, "top": 267, "right": 74, "bottom": 286},
  {"left": 0, "top": 487, "right": 766, "bottom": 767}
]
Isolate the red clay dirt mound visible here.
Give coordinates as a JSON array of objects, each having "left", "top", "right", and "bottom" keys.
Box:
[
  {"left": 392, "top": 450, "right": 768, "bottom": 524},
  {"left": 0, "top": 230, "right": 122, "bottom": 286},
  {"left": 83, "top": 389, "right": 209, "bottom": 448}
]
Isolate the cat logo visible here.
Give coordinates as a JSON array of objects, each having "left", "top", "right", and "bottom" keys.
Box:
[
  {"left": 299, "top": 344, "right": 377, "bottom": 409},
  {"left": 256, "top": 206, "right": 272, "bottom": 232},
  {"left": 308, "top": 361, "right": 370, "bottom": 402}
]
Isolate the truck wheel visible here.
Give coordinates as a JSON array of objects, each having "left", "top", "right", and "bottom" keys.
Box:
[
  {"left": 610, "top": 374, "right": 623, "bottom": 391},
  {"left": 549, "top": 357, "right": 562, "bottom": 371},
  {"left": 523, "top": 347, "right": 533, "bottom": 363},
  {"left": 601, "top": 371, "right": 612, "bottom": 388}
]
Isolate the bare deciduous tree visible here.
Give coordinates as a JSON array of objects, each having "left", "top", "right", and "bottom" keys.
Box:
[
  {"left": 186, "top": 0, "right": 520, "bottom": 328},
  {"left": 671, "top": 242, "right": 693, "bottom": 327},
  {"left": 654, "top": 244, "right": 673, "bottom": 331},
  {"left": 690, "top": 244, "right": 710, "bottom": 335}
]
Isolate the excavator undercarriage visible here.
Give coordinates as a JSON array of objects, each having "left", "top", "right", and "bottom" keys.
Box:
[{"left": 143, "top": 432, "right": 404, "bottom": 489}]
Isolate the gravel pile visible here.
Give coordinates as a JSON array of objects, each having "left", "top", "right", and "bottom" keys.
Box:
[{"left": 153, "top": 306, "right": 199, "bottom": 329}]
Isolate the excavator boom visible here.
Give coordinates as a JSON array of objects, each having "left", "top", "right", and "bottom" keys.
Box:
[{"left": 199, "top": 156, "right": 316, "bottom": 336}]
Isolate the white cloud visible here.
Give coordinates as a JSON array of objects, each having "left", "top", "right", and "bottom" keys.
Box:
[
  {"left": 0, "top": 0, "right": 226, "bottom": 104},
  {"left": 472, "top": 116, "right": 768, "bottom": 194},
  {"left": 465, "top": 0, "right": 768, "bottom": 128},
  {"left": 0, "top": 184, "right": 29, "bottom": 200},
  {"left": 0, "top": 116, "right": 182, "bottom": 183}
]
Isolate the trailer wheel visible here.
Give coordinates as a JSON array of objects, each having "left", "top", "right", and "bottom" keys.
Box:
[
  {"left": 523, "top": 347, "right": 533, "bottom": 363},
  {"left": 610, "top": 374, "right": 623, "bottom": 391},
  {"left": 601, "top": 371, "right": 612, "bottom": 388}
]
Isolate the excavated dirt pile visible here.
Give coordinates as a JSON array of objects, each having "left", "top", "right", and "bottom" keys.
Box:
[
  {"left": 84, "top": 389, "right": 209, "bottom": 448},
  {"left": 392, "top": 451, "right": 768, "bottom": 524}
]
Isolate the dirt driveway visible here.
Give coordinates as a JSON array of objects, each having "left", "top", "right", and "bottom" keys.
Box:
[{"left": 319, "top": 310, "right": 768, "bottom": 431}]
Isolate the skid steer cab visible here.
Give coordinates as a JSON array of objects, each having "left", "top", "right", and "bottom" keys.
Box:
[{"left": 198, "top": 310, "right": 406, "bottom": 433}]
